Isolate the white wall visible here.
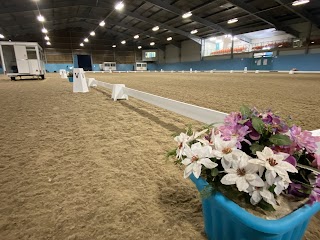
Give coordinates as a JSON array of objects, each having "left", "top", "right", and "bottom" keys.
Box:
[
  {"left": 165, "top": 44, "right": 180, "bottom": 63},
  {"left": 251, "top": 34, "right": 293, "bottom": 44},
  {"left": 181, "top": 40, "right": 201, "bottom": 62}
]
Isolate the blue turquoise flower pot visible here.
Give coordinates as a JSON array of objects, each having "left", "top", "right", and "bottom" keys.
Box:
[
  {"left": 190, "top": 174, "right": 320, "bottom": 240},
  {"left": 68, "top": 77, "right": 73, "bottom": 82}
]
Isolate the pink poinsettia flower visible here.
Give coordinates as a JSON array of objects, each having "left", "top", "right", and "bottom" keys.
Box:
[
  {"left": 290, "top": 125, "right": 320, "bottom": 153},
  {"left": 219, "top": 125, "right": 251, "bottom": 149},
  {"left": 224, "top": 112, "right": 242, "bottom": 126}
]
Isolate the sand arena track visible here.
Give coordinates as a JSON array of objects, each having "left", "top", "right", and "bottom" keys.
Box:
[{"left": 0, "top": 72, "right": 319, "bottom": 240}]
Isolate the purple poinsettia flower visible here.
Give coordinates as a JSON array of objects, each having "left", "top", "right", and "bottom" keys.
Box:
[
  {"left": 290, "top": 125, "right": 320, "bottom": 153},
  {"left": 309, "top": 187, "right": 320, "bottom": 205},
  {"left": 224, "top": 112, "right": 242, "bottom": 126},
  {"left": 287, "top": 183, "right": 308, "bottom": 198},
  {"left": 285, "top": 155, "right": 297, "bottom": 167},
  {"left": 219, "top": 124, "right": 251, "bottom": 149}
]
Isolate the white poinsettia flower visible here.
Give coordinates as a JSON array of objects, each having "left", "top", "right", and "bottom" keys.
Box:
[
  {"left": 182, "top": 142, "right": 218, "bottom": 179},
  {"left": 197, "top": 128, "right": 218, "bottom": 146},
  {"left": 273, "top": 177, "right": 289, "bottom": 195},
  {"left": 211, "top": 135, "right": 242, "bottom": 169},
  {"left": 174, "top": 129, "right": 208, "bottom": 159},
  {"left": 249, "top": 147, "right": 298, "bottom": 185},
  {"left": 220, "top": 153, "right": 264, "bottom": 192},
  {"left": 248, "top": 184, "right": 277, "bottom": 206}
]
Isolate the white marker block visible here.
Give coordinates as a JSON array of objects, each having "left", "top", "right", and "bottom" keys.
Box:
[
  {"left": 230, "top": 70, "right": 234, "bottom": 73},
  {"left": 182, "top": 70, "right": 184, "bottom": 73},
  {"left": 73, "top": 68, "right": 89, "bottom": 93},
  {"left": 60, "top": 69, "right": 67, "bottom": 78},
  {"left": 109, "top": 70, "right": 112, "bottom": 73},
  {"left": 112, "top": 84, "right": 128, "bottom": 101},
  {"left": 244, "top": 67, "right": 248, "bottom": 73},
  {"left": 210, "top": 70, "right": 213, "bottom": 73},
  {"left": 161, "top": 69, "right": 164, "bottom": 72},
  {"left": 87, "top": 78, "right": 97, "bottom": 87},
  {"left": 255, "top": 70, "right": 259, "bottom": 73},
  {"left": 171, "top": 70, "right": 174, "bottom": 73},
  {"left": 289, "top": 70, "right": 294, "bottom": 74},
  {"left": 190, "top": 68, "right": 192, "bottom": 72}
]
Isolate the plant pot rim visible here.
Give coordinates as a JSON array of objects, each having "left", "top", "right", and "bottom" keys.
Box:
[{"left": 190, "top": 174, "right": 320, "bottom": 234}]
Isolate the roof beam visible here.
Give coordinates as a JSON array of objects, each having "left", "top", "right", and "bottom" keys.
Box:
[
  {"left": 226, "top": 0, "right": 300, "bottom": 37},
  {"left": 144, "top": 0, "right": 251, "bottom": 43},
  {"left": 274, "top": 0, "right": 320, "bottom": 28}
]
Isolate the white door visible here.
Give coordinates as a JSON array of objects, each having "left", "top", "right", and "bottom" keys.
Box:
[{"left": 14, "top": 45, "right": 30, "bottom": 73}]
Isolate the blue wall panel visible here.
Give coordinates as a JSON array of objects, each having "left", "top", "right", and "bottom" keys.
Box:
[
  {"left": 117, "top": 64, "right": 134, "bottom": 71},
  {"left": 272, "top": 53, "right": 320, "bottom": 71},
  {"left": 45, "top": 64, "right": 73, "bottom": 72}
]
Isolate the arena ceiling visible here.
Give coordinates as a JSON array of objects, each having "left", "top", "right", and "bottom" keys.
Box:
[{"left": 0, "top": 0, "right": 319, "bottom": 50}]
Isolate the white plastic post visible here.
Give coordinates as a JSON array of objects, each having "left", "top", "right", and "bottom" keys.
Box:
[
  {"left": 210, "top": 70, "right": 213, "bottom": 73},
  {"left": 87, "top": 78, "right": 97, "bottom": 87},
  {"left": 112, "top": 84, "right": 128, "bottom": 101},
  {"left": 60, "top": 69, "right": 67, "bottom": 78},
  {"left": 244, "top": 67, "right": 248, "bottom": 73},
  {"left": 73, "top": 68, "right": 89, "bottom": 93},
  {"left": 190, "top": 68, "right": 192, "bottom": 73},
  {"left": 161, "top": 69, "right": 163, "bottom": 72},
  {"left": 182, "top": 70, "right": 185, "bottom": 73},
  {"left": 109, "top": 70, "right": 112, "bottom": 73},
  {"left": 289, "top": 70, "right": 294, "bottom": 74},
  {"left": 171, "top": 70, "right": 174, "bottom": 73},
  {"left": 230, "top": 70, "right": 234, "bottom": 73},
  {"left": 59, "top": 69, "right": 63, "bottom": 76},
  {"left": 255, "top": 70, "right": 259, "bottom": 73}
]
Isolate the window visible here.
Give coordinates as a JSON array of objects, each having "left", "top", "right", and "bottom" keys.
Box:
[{"left": 145, "top": 52, "right": 156, "bottom": 58}]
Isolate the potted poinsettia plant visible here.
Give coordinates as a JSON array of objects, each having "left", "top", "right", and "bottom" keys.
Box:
[
  {"left": 168, "top": 106, "right": 320, "bottom": 240},
  {"left": 67, "top": 71, "right": 73, "bottom": 82}
]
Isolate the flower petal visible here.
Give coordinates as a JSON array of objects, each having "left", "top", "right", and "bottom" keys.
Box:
[
  {"left": 221, "top": 173, "right": 238, "bottom": 185},
  {"left": 250, "top": 191, "right": 262, "bottom": 205},
  {"left": 181, "top": 158, "right": 191, "bottom": 165},
  {"left": 184, "top": 163, "right": 194, "bottom": 178},
  {"left": 193, "top": 163, "right": 202, "bottom": 178},
  {"left": 265, "top": 170, "right": 276, "bottom": 185},
  {"left": 199, "top": 158, "right": 218, "bottom": 169},
  {"left": 236, "top": 177, "right": 249, "bottom": 192}
]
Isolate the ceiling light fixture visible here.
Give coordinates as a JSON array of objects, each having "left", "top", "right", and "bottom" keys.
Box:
[
  {"left": 90, "top": 31, "right": 95, "bottom": 36},
  {"left": 134, "top": 35, "right": 139, "bottom": 39},
  {"left": 115, "top": 1, "right": 124, "bottom": 10},
  {"left": 121, "top": 40, "right": 126, "bottom": 44},
  {"left": 46, "top": 41, "right": 51, "bottom": 45},
  {"left": 292, "top": 0, "right": 309, "bottom": 6},
  {"left": 84, "top": 38, "right": 89, "bottom": 42},
  {"left": 152, "top": 26, "right": 159, "bottom": 31},
  {"left": 150, "top": 42, "right": 155, "bottom": 46},
  {"left": 44, "top": 35, "right": 50, "bottom": 40},
  {"left": 37, "top": 15, "right": 45, "bottom": 22},
  {"left": 112, "top": 45, "right": 116, "bottom": 48},
  {"left": 190, "top": 29, "right": 198, "bottom": 34},
  {"left": 138, "top": 46, "right": 142, "bottom": 49},
  {"left": 99, "top": 20, "right": 106, "bottom": 27},
  {"left": 167, "top": 37, "right": 172, "bottom": 41},
  {"left": 80, "top": 43, "right": 84, "bottom": 47},
  {"left": 182, "top": 11, "right": 192, "bottom": 19},
  {"left": 0, "top": 34, "right": 5, "bottom": 39},
  {"left": 41, "top": 27, "right": 48, "bottom": 33},
  {"left": 227, "top": 18, "right": 238, "bottom": 24}
]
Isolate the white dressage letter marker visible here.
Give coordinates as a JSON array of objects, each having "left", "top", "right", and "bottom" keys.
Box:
[
  {"left": 73, "top": 68, "right": 89, "bottom": 93},
  {"left": 112, "top": 84, "right": 128, "bottom": 101}
]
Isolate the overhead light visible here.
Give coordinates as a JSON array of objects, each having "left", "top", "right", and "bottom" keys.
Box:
[
  {"left": 80, "top": 43, "right": 84, "bottom": 47},
  {"left": 190, "top": 29, "right": 198, "bottom": 34},
  {"left": 311, "top": 41, "right": 315, "bottom": 44},
  {"left": 150, "top": 42, "right": 155, "bottom": 46},
  {"left": 152, "top": 26, "right": 159, "bottom": 31},
  {"left": 41, "top": 27, "right": 48, "bottom": 33},
  {"left": 209, "top": 37, "right": 216, "bottom": 41},
  {"left": 134, "top": 35, "right": 139, "bottom": 39},
  {"left": 90, "top": 31, "right": 95, "bottom": 36},
  {"left": 99, "top": 20, "right": 106, "bottom": 27},
  {"left": 167, "top": 37, "right": 172, "bottom": 41},
  {"left": 138, "top": 46, "right": 142, "bottom": 49},
  {"left": 112, "top": 45, "right": 116, "bottom": 48},
  {"left": 37, "top": 15, "right": 45, "bottom": 22},
  {"left": 46, "top": 41, "right": 51, "bottom": 45},
  {"left": 0, "top": 34, "right": 4, "bottom": 39},
  {"left": 121, "top": 40, "right": 126, "bottom": 44},
  {"left": 84, "top": 38, "right": 89, "bottom": 42},
  {"left": 227, "top": 18, "right": 238, "bottom": 24},
  {"left": 115, "top": 1, "right": 124, "bottom": 10},
  {"left": 44, "top": 35, "right": 50, "bottom": 40},
  {"left": 292, "top": 0, "right": 309, "bottom": 6},
  {"left": 182, "top": 12, "right": 192, "bottom": 19}
]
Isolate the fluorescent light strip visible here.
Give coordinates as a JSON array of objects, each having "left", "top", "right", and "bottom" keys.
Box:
[
  {"left": 227, "top": 18, "right": 238, "bottom": 24},
  {"left": 292, "top": 0, "right": 310, "bottom": 6},
  {"left": 182, "top": 12, "right": 192, "bottom": 19}
]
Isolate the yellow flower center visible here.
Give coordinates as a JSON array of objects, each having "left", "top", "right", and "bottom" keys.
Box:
[
  {"left": 222, "top": 147, "right": 232, "bottom": 154},
  {"left": 237, "top": 168, "right": 246, "bottom": 176},
  {"left": 267, "top": 158, "right": 278, "bottom": 167},
  {"left": 191, "top": 156, "right": 199, "bottom": 162}
]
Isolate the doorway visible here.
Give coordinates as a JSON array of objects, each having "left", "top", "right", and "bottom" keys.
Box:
[{"left": 77, "top": 55, "right": 92, "bottom": 71}]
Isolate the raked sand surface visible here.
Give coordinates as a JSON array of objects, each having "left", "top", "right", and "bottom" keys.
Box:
[{"left": 0, "top": 72, "right": 319, "bottom": 240}]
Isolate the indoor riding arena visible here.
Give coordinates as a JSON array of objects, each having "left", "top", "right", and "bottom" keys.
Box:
[{"left": 1, "top": 1, "right": 320, "bottom": 240}]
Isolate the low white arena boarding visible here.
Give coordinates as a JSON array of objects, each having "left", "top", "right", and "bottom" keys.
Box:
[{"left": 87, "top": 78, "right": 320, "bottom": 149}]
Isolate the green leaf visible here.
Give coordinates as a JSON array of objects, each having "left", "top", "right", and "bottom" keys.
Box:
[
  {"left": 211, "top": 168, "right": 219, "bottom": 177},
  {"left": 258, "top": 199, "right": 276, "bottom": 211},
  {"left": 166, "top": 148, "right": 177, "bottom": 159},
  {"left": 250, "top": 143, "right": 264, "bottom": 155},
  {"left": 252, "top": 116, "right": 265, "bottom": 134},
  {"left": 269, "top": 134, "right": 292, "bottom": 146},
  {"left": 238, "top": 119, "right": 249, "bottom": 125},
  {"left": 240, "top": 105, "right": 251, "bottom": 118}
]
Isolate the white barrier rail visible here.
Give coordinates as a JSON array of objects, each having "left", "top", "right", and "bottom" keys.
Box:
[{"left": 87, "top": 79, "right": 320, "bottom": 143}]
